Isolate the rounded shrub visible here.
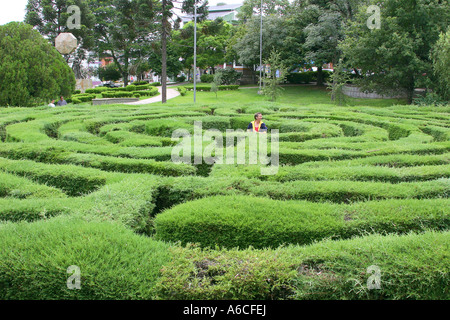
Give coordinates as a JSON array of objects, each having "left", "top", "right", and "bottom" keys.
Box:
[
  {"left": 0, "top": 22, "right": 75, "bottom": 107},
  {"left": 0, "top": 215, "right": 173, "bottom": 299}
]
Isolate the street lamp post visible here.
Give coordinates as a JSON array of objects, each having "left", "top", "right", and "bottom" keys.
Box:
[
  {"left": 194, "top": 3, "right": 197, "bottom": 103},
  {"left": 259, "top": 0, "right": 263, "bottom": 94}
]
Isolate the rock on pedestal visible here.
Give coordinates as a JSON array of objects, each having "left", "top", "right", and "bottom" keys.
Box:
[{"left": 55, "top": 33, "right": 78, "bottom": 55}]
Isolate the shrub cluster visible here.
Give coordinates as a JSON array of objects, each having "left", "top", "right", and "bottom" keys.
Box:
[
  {"left": 101, "top": 91, "right": 135, "bottom": 98},
  {"left": 154, "top": 195, "right": 450, "bottom": 249},
  {"left": 177, "top": 86, "right": 187, "bottom": 96},
  {"left": 0, "top": 216, "right": 172, "bottom": 299},
  {"left": 132, "top": 80, "right": 149, "bottom": 85},
  {"left": 200, "top": 74, "right": 214, "bottom": 83},
  {"left": 101, "top": 87, "right": 158, "bottom": 98},
  {"left": 154, "top": 230, "right": 449, "bottom": 300},
  {"left": 176, "top": 75, "right": 186, "bottom": 82},
  {"left": 67, "top": 94, "right": 97, "bottom": 104},
  {"left": 85, "top": 87, "right": 111, "bottom": 94},
  {"left": 186, "top": 85, "right": 239, "bottom": 92}
]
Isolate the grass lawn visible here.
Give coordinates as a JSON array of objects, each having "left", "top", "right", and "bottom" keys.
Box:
[{"left": 171, "top": 84, "right": 408, "bottom": 107}]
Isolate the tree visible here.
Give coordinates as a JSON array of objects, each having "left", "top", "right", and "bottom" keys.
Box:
[
  {"left": 25, "top": 0, "right": 95, "bottom": 79},
  {"left": 430, "top": 27, "right": 450, "bottom": 102},
  {"left": 147, "top": 41, "right": 184, "bottom": 78},
  {"left": 88, "top": 0, "right": 158, "bottom": 87},
  {"left": 303, "top": 8, "right": 344, "bottom": 86},
  {"left": 159, "top": 0, "right": 208, "bottom": 103},
  {"left": 172, "top": 18, "right": 232, "bottom": 74},
  {"left": 215, "top": 67, "right": 241, "bottom": 85},
  {"left": 340, "top": 0, "right": 449, "bottom": 104},
  {"left": 211, "top": 72, "right": 222, "bottom": 98},
  {"left": 237, "top": 0, "right": 290, "bottom": 22},
  {"left": 327, "top": 58, "right": 351, "bottom": 105},
  {"left": 0, "top": 22, "right": 75, "bottom": 107},
  {"left": 234, "top": 15, "right": 290, "bottom": 68},
  {"left": 97, "top": 62, "right": 122, "bottom": 82},
  {"left": 261, "top": 50, "right": 288, "bottom": 102}
]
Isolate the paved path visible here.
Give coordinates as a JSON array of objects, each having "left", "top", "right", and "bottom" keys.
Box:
[{"left": 124, "top": 86, "right": 180, "bottom": 105}]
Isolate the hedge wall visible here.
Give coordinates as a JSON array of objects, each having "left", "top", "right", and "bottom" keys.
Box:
[
  {"left": 0, "top": 216, "right": 172, "bottom": 299},
  {"left": 154, "top": 195, "right": 449, "bottom": 249},
  {"left": 154, "top": 230, "right": 449, "bottom": 300}
]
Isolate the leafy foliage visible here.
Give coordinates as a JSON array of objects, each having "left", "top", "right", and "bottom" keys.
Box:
[
  {"left": 261, "top": 50, "right": 288, "bottom": 101},
  {"left": 340, "top": 0, "right": 449, "bottom": 103},
  {"left": 0, "top": 22, "right": 75, "bottom": 107}
]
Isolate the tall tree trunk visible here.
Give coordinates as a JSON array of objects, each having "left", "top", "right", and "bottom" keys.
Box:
[
  {"left": 407, "top": 76, "right": 415, "bottom": 104},
  {"left": 123, "top": 50, "right": 129, "bottom": 87},
  {"left": 161, "top": 0, "right": 168, "bottom": 103},
  {"left": 316, "top": 66, "right": 323, "bottom": 86}
]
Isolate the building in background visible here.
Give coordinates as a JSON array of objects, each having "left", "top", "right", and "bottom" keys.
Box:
[{"left": 180, "top": 3, "right": 242, "bottom": 27}]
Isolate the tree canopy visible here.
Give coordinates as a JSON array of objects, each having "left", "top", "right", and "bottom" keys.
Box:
[
  {"left": 340, "top": 0, "right": 449, "bottom": 103},
  {"left": 0, "top": 22, "right": 75, "bottom": 107}
]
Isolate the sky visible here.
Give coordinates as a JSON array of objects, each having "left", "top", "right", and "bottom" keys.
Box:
[{"left": 0, "top": 0, "right": 28, "bottom": 25}]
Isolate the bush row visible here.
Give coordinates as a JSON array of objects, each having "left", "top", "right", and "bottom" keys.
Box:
[
  {"left": 185, "top": 85, "right": 239, "bottom": 92},
  {"left": 0, "top": 142, "right": 196, "bottom": 177},
  {"left": 154, "top": 195, "right": 449, "bottom": 249},
  {"left": 5, "top": 140, "right": 176, "bottom": 162},
  {"left": 275, "top": 141, "right": 450, "bottom": 165},
  {"left": 62, "top": 152, "right": 196, "bottom": 177},
  {"left": 0, "top": 173, "right": 160, "bottom": 233},
  {"left": 300, "top": 153, "right": 450, "bottom": 168},
  {"left": 286, "top": 70, "right": 333, "bottom": 84},
  {"left": 0, "top": 215, "right": 172, "bottom": 299},
  {"left": 66, "top": 94, "right": 97, "bottom": 104},
  {"left": 1, "top": 217, "right": 448, "bottom": 299},
  {"left": 100, "top": 87, "right": 159, "bottom": 99},
  {"left": 0, "top": 156, "right": 107, "bottom": 196},
  {"left": 0, "top": 171, "right": 67, "bottom": 199},
  {"left": 104, "top": 130, "right": 164, "bottom": 147},
  {"left": 149, "top": 176, "right": 449, "bottom": 220},
  {"left": 75, "top": 175, "right": 161, "bottom": 234},
  {"left": 177, "top": 86, "right": 187, "bottom": 96},
  {"left": 154, "top": 230, "right": 449, "bottom": 300},
  {"left": 210, "top": 163, "right": 450, "bottom": 183},
  {"left": 0, "top": 198, "right": 72, "bottom": 222}
]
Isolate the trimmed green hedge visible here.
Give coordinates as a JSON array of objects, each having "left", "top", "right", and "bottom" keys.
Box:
[
  {"left": 210, "top": 163, "right": 450, "bottom": 183},
  {"left": 0, "top": 171, "right": 67, "bottom": 199},
  {"left": 104, "top": 130, "right": 163, "bottom": 147},
  {"left": 200, "top": 74, "right": 214, "bottom": 83},
  {"left": 75, "top": 176, "right": 160, "bottom": 234},
  {"left": 154, "top": 195, "right": 449, "bottom": 249},
  {"left": 62, "top": 153, "right": 196, "bottom": 177},
  {"left": 85, "top": 87, "right": 112, "bottom": 94},
  {"left": 0, "top": 157, "right": 107, "bottom": 197},
  {"left": 154, "top": 230, "right": 450, "bottom": 300},
  {"left": 101, "top": 91, "right": 134, "bottom": 98},
  {"left": 0, "top": 198, "right": 73, "bottom": 222},
  {"left": 186, "top": 85, "right": 239, "bottom": 92},
  {"left": 177, "top": 86, "right": 187, "bottom": 96},
  {"left": 149, "top": 176, "right": 449, "bottom": 217},
  {"left": 286, "top": 71, "right": 315, "bottom": 84},
  {"left": 0, "top": 216, "right": 172, "bottom": 299}
]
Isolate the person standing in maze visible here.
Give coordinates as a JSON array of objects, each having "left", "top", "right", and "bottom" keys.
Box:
[{"left": 247, "top": 112, "right": 268, "bottom": 133}]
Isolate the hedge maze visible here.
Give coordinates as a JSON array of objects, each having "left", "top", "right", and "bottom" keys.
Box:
[{"left": 0, "top": 102, "right": 448, "bottom": 299}]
